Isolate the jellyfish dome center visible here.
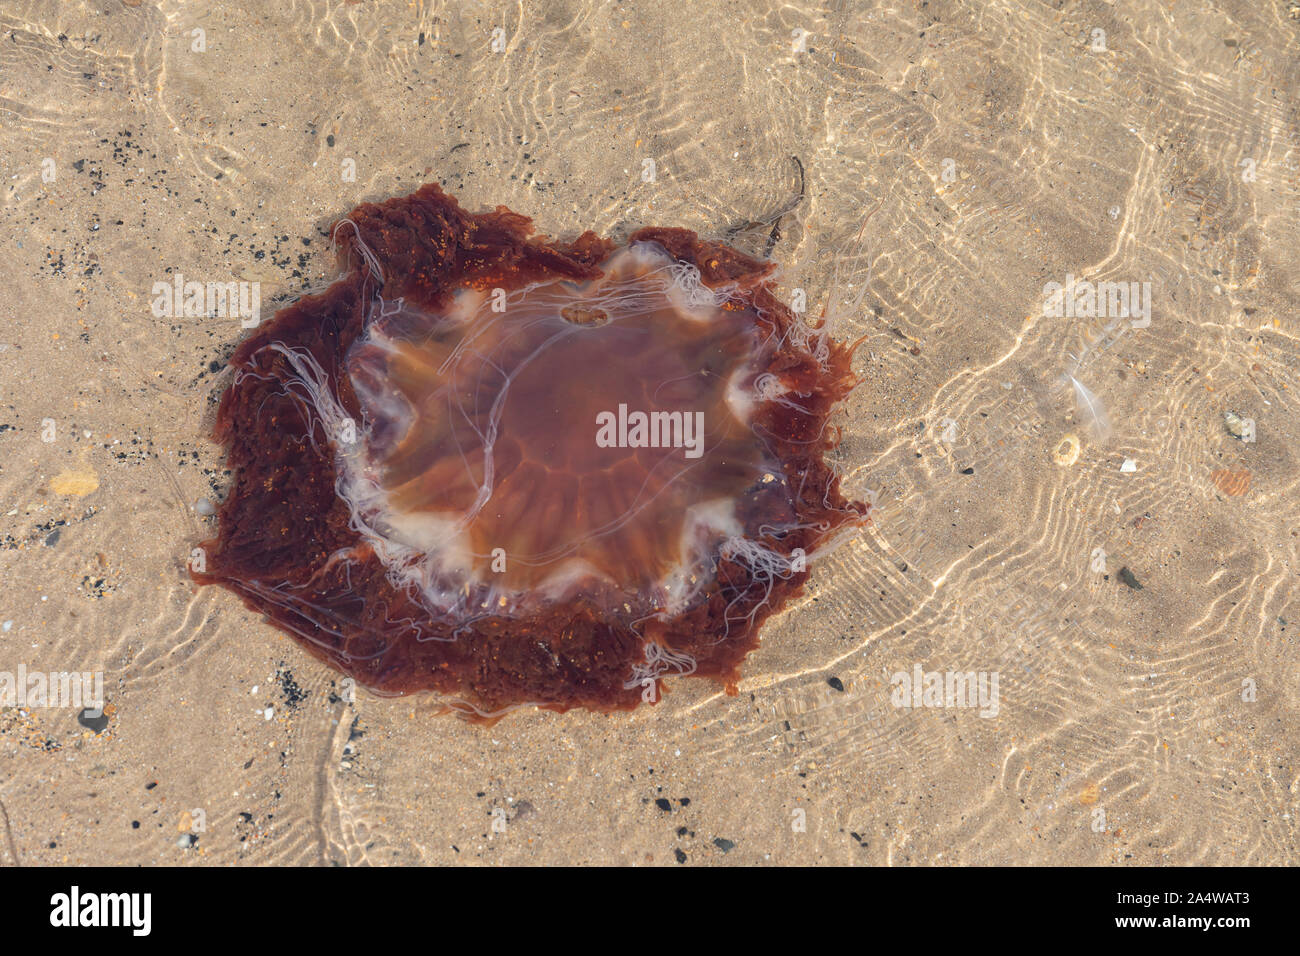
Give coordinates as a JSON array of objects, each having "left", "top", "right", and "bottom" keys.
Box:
[{"left": 342, "top": 245, "right": 772, "bottom": 616}]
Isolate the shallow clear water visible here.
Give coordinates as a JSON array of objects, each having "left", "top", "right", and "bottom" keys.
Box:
[{"left": 0, "top": 0, "right": 1297, "bottom": 865}]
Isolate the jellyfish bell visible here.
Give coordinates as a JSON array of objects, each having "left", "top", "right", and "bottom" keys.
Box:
[{"left": 194, "top": 183, "right": 867, "bottom": 720}]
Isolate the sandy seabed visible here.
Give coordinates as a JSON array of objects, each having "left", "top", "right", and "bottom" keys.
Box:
[{"left": 0, "top": 0, "right": 1297, "bottom": 865}]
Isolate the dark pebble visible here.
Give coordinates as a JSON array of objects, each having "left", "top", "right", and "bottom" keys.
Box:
[{"left": 77, "top": 707, "right": 109, "bottom": 733}]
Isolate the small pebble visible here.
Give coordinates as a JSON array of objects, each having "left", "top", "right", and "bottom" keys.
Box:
[
  {"left": 1120, "top": 458, "right": 1136, "bottom": 473},
  {"left": 194, "top": 498, "right": 216, "bottom": 516},
  {"left": 77, "top": 707, "right": 109, "bottom": 733},
  {"left": 1053, "top": 433, "right": 1081, "bottom": 467},
  {"left": 1223, "top": 410, "right": 1250, "bottom": 440}
]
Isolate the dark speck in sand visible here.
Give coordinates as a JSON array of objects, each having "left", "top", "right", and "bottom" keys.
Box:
[
  {"left": 713, "top": 837, "right": 736, "bottom": 853},
  {"left": 276, "top": 664, "right": 308, "bottom": 709},
  {"left": 961, "top": 466, "right": 975, "bottom": 475},
  {"left": 674, "top": 848, "right": 687, "bottom": 863},
  {"left": 77, "top": 707, "right": 109, "bottom": 733},
  {"left": 1118, "top": 567, "right": 1143, "bottom": 590},
  {"left": 827, "top": 676, "right": 845, "bottom": 692},
  {"left": 655, "top": 798, "right": 672, "bottom": 812}
]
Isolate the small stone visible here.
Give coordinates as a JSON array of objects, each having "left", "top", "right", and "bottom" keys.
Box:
[
  {"left": 827, "top": 676, "right": 845, "bottom": 692},
  {"left": 1053, "top": 433, "right": 1081, "bottom": 467},
  {"left": 177, "top": 833, "right": 195, "bottom": 849},
  {"left": 78, "top": 707, "right": 109, "bottom": 733},
  {"left": 194, "top": 498, "right": 216, "bottom": 516},
  {"left": 1120, "top": 458, "right": 1137, "bottom": 473},
  {"left": 1223, "top": 410, "right": 1250, "bottom": 440},
  {"left": 1118, "top": 567, "right": 1143, "bottom": 590},
  {"left": 713, "top": 837, "right": 736, "bottom": 853}
]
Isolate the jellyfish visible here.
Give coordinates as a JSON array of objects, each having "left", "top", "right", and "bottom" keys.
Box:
[{"left": 193, "top": 183, "right": 867, "bottom": 721}]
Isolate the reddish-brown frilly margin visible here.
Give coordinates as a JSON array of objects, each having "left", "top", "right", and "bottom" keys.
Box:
[{"left": 193, "top": 182, "right": 867, "bottom": 722}]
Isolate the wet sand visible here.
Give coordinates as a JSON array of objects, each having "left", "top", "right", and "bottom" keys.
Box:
[{"left": 1, "top": 0, "right": 1297, "bottom": 865}]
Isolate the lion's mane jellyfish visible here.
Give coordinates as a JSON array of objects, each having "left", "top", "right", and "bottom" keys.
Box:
[{"left": 194, "top": 183, "right": 867, "bottom": 720}]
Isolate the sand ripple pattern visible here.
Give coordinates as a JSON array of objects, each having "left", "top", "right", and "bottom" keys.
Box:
[{"left": 0, "top": 0, "right": 1295, "bottom": 865}]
